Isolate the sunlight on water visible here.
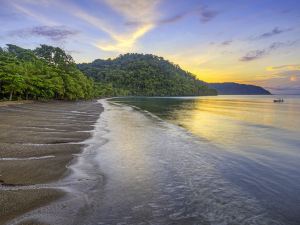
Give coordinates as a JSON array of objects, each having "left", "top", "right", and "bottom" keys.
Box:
[
  {"left": 113, "top": 95, "right": 300, "bottom": 152},
  {"left": 24, "top": 97, "right": 299, "bottom": 225},
  {"left": 167, "top": 96, "right": 300, "bottom": 150},
  {"left": 112, "top": 95, "right": 300, "bottom": 225}
]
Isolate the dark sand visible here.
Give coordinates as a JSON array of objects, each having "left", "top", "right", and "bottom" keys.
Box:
[{"left": 0, "top": 101, "right": 103, "bottom": 224}]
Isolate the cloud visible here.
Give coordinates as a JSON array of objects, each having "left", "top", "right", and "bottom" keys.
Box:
[
  {"left": 266, "top": 85, "right": 300, "bottom": 94},
  {"left": 266, "top": 64, "right": 300, "bottom": 71},
  {"left": 71, "top": 6, "right": 155, "bottom": 52},
  {"left": 68, "top": 0, "right": 160, "bottom": 52},
  {"left": 256, "top": 27, "right": 293, "bottom": 39},
  {"left": 253, "top": 71, "right": 300, "bottom": 94},
  {"left": 10, "top": 1, "right": 57, "bottom": 25},
  {"left": 240, "top": 49, "right": 266, "bottom": 62},
  {"left": 290, "top": 75, "right": 297, "bottom": 82},
  {"left": 7, "top": 0, "right": 218, "bottom": 53},
  {"left": 7, "top": 0, "right": 158, "bottom": 52},
  {"left": 221, "top": 40, "right": 232, "bottom": 46},
  {"left": 268, "top": 86, "right": 300, "bottom": 91},
  {"left": 159, "top": 6, "right": 218, "bottom": 25},
  {"left": 95, "top": 23, "right": 155, "bottom": 51},
  {"left": 126, "top": 5, "right": 219, "bottom": 26},
  {"left": 9, "top": 26, "right": 79, "bottom": 41},
  {"left": 103, "top": 0, "right": 160, "bottom": 23},
  {"left": 240, "top": 40, "right": 298, "bottom": 62},
  {"left": 198, "top": 6, "right": 218, "bottom": 23},
  {"left": 155, "top": 13, "right": 188, "bottom": 25}
]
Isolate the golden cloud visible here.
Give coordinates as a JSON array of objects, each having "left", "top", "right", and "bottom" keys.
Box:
[{"left": 266, "top": 64, "right": 300, "bottom": 71}]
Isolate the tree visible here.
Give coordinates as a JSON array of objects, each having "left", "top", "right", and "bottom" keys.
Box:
[
  {"left": 2, "top": 74, "right": 26, "bottom": 100},
  {"left": 0, "top": 44, "right": 98, "bottom": 100},
  {"left": 78, "top": 53, "right": 217, "bottom": 97},
  {"left": 34, "top": 45, "right": 74, "bottom": 67}
]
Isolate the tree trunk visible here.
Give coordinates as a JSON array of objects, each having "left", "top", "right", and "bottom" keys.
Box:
[{"left": 9, "top": 91, "right": 13, "bottom": 101}]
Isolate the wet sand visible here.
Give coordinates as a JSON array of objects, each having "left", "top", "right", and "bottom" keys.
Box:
[{"left": 0, "top": 101, "right": 102, "bottom": 224}]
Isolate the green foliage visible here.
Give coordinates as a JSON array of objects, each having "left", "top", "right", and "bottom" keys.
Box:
[
  {"left": 34, "top": 45, "right": 74, "bottom": 67},
  {"left": 78, "top": 53, "right": 217, "bottom": 96},
  {"left": 93, "top": 82, "right": 130, "bottom": 97},
  {"left": 0, "top": 44, "right": 95, "bottom": 100},
  {"left": 0, "top": 45, "right": 217, "bottom": 101}
]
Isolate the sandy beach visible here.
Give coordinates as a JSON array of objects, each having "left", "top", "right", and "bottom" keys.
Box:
[
  {"left": 1, "top": 98, "right": 299, "bottom": 225},
  {"left": 0, "top": 101, "right": 103, "bottom": 224}
]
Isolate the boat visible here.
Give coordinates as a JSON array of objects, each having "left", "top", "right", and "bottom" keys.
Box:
[{"left": 274, "top": 98, "right": 284, "bottom": 103}]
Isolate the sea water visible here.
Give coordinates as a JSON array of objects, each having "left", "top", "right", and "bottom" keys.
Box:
[
  {"left": 9, "top": 96, "right": 299, "bottom": 225},
  {"left": 111, "top": 95, "right": 300, "bottom": 225}
]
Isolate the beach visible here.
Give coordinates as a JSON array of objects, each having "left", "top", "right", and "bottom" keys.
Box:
[
  {"left": 1, "top": 97, "right": 299, "bottom": 225},
  {"left": 0, "top": 100, "right": 103, "bottom": 224}
]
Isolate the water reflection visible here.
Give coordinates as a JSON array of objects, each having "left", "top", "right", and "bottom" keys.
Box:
[
  {"left": 112, "top": 95, "right": 300, "bottom": 225},
  {"left": 113, "top": 96, "right": 300, "bottom": 149}
]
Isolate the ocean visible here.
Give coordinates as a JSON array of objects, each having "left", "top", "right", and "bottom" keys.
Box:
[
  {"left": 110, "top": 95, "right": 300, "bottom": 225},
  {"left": 23, "top": 95, "right": 299, "bottom": 225}
]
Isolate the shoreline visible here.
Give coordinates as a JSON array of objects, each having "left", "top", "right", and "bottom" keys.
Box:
[
  {"left": 3, "top": 97, "right": 295, "bottom": 224},
  {"left": 0, "top": 100, "right": 103, "bottom": 224},
  {"left": 0, "top": 100, "right": 34, "bottom": 107},
  {"left": 40, "top": 98, "right": 281, "bottom": 225}
]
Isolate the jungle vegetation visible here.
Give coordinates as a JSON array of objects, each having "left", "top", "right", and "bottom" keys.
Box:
[
  {"left": 0, "top": 44, "right": 96, "bottom": 100},
  {"left": 77, "top": 53, "right": 217, "bottom": 97},
  {"left": 0, "top": 45, "right": 217, "bottom": 101}
]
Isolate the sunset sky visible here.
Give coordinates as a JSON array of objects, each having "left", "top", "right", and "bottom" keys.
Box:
[{"left": 1, "top": 0, "right": 300, "bottom": 93}]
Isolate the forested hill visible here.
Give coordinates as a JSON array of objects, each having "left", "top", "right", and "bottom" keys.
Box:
[
  {"left": 1, "top": 44, "right": 271, "bottom": 101},
  {"left": 0, "top": 44, "right": 95, "bottom": 100},
  {"left": 207, "top": 82, "right": 271, "bottom": 95},
  {"left": 77, "top": 53, "right": 217, "bottom": 96}
]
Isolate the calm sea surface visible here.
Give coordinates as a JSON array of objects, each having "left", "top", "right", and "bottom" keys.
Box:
[{"left": 111, "top": 95, "right": 300, "bottom": 225}]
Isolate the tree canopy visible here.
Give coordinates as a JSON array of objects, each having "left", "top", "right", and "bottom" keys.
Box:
[
  {"left": 0, "top": 45, "right": 217, "bottom": 101},
  {"left": 0, "top": 44, "right": 95, "bottom": 100},
  {"left": 78, "top": 53, "right": 217, "bottom": 96}
]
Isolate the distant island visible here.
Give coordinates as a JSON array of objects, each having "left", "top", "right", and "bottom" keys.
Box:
[{"left": 207, "top": 82, "right": 271, "bottom": 95}]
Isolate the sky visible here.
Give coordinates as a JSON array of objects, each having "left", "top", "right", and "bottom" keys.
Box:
[{"left": 1, "top": 0, "right": 300, "bottom": 94}]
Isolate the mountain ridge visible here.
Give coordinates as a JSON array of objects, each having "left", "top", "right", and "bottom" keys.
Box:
[
  {"left": 78, "top": 53, "right": 217, "bottom": 96},
  {"left": 207, "top": 82, "right": 271, "bottom": 95},
  {"left": 78, "top": 53, "right": 271, "bottom": 96}
]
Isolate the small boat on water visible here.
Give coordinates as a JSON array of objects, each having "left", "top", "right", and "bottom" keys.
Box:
[{"left": 274, "top": 98, "right": 284, "bottom": 103}]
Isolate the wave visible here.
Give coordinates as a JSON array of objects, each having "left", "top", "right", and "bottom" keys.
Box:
[
  {"left": 0, "top": 155, "right": 55, "bottom": 161},
  {"left": 7, "top": 99, "right": 285, "bottom": 225}
]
